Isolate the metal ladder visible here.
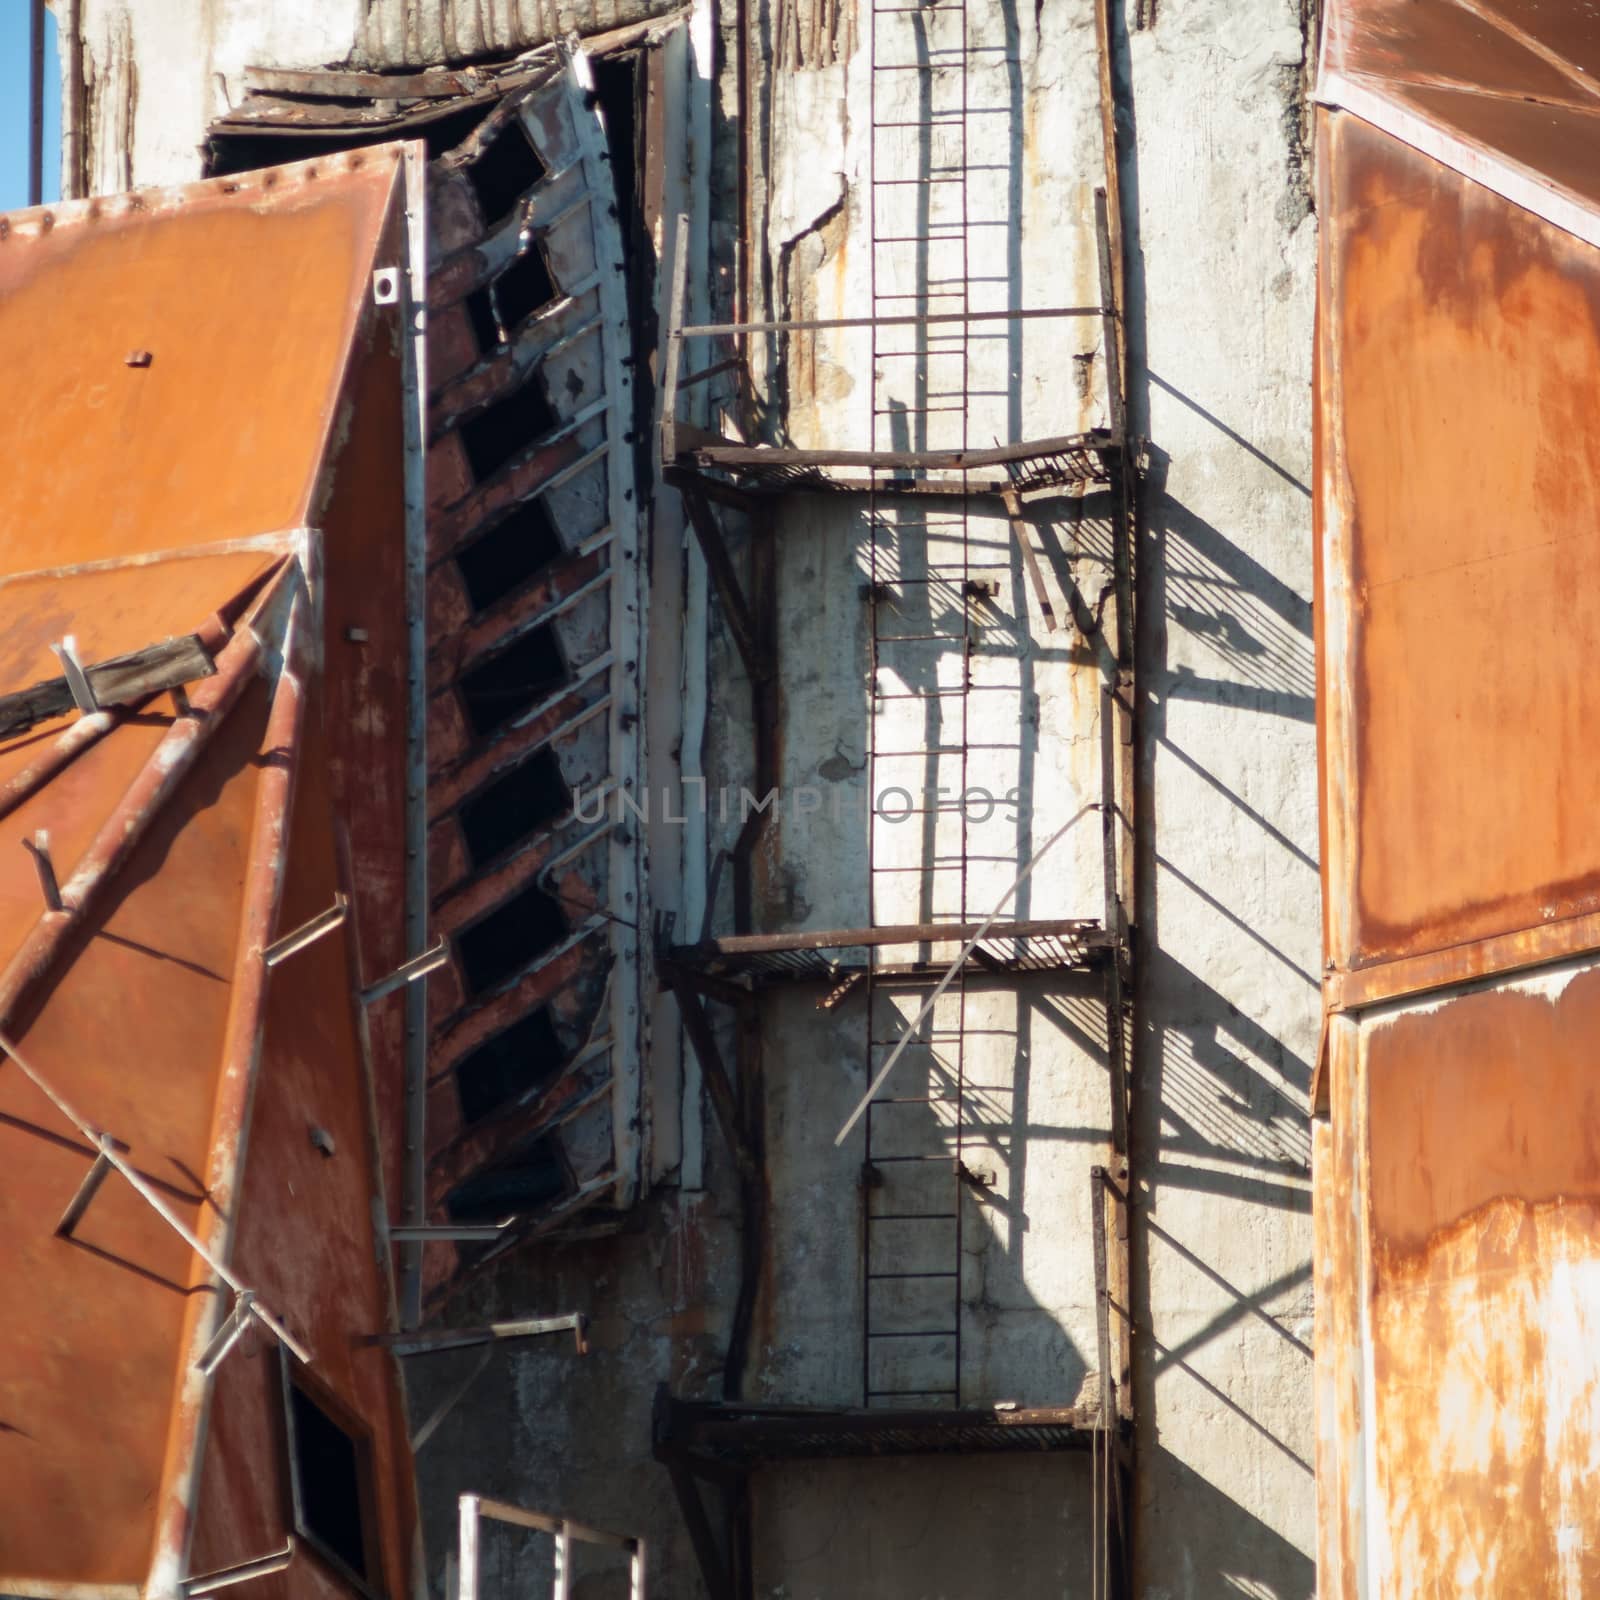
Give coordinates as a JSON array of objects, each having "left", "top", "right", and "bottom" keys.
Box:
[{"left": 861, "top": 0, "right": 979, "bottom": 1410}]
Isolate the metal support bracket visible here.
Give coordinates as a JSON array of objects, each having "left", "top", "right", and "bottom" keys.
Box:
[
  {"left": 262, "top": 894, "right": 348, "bottom": 967},
  {"left": 1001, "top": 487, "right": 1059, "bottom": 633},
  {"left": 51, "top": 635, "right": 99, "bottom": 714},
  {"left": 361, "top": 936, "right": 448, "bottom": 1005}
]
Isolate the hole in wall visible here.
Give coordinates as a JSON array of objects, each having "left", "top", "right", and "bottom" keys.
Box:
[
  {"left": 455, "top": 495, "right": 565, "bottom": 613},
  {"left": 459, "top": 746, "right": 571, "bottom": 868},
  {"left": 458, "top": 378, "right": 561, "bottom": 481},
  {"left": 458, "top": 623, "right": 568, "bottom": 738},
  {"left": 457, "top": 880, "right": 567, "bottom": 993},
  {"left": 454, "top": 1006, "right": 565, "bottom": 1125},
  {"left": 206, "top": 101, "right": 498, "bottom": 177},
  {"left": 463, "top": 244, "right": 558, "bottom": 355},
  {"left": 465, "top": 285, "right": 503, "bottom": 353},
  {"left": 446, "top": 1134, "right": 567, "bottom": 1222},
  {"left": 466, "top": 121, "right": 546, "bottom": 230},
  {"left": 495, "top": 242, "right": 559, "bottom": 330}
]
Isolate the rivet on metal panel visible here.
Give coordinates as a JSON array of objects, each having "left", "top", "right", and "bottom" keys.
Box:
[{"left": 373, "top": 266, "right": 401, "bottom": 305}]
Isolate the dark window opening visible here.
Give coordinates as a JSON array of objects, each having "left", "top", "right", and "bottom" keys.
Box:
[
  {"left": 467, "top": 121, "right": 546, "bottom": 231},
  {"left": 458, "top": 378, "right": 560, "bottom": 482},
  {"left": 455, "top": 1007, "right": 565, "bottom": 1125},
  {"left": 459, "top": 747, "right": 571, "bottom": 868},
  {"left": 457, "top": 881, "right": 567, "bottom": 994},
  {"left": 465, "top": 284, "right": 503, "bottom": 354},
  {"left": 463, "top": 245, "right": 557, "bottom": 356},
  {"left": 495, "top": 242, "right": 559, "bottom": 331},
  {"left": 205, "top": 101, "right": 498, "bottom": 178},
  {"left": 283, "top": 1362, "right": 378, "bottom": 1595},
  {"left": 446, "top": 1134, "right": 567, "bottom": 1223},
  {"left": 456, "top": 496, "right": 564, "bottom": 613},
  {"left": 459, "top": 623, "right": 568, "bottom": 738}
]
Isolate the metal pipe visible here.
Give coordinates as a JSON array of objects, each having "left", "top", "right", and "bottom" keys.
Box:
[
  {"left": 28, "top": 0, "right": 45, "bottom": 207},
  {"left": 678, "top": 916, "right": 1102, "bottom": 958},
  {"left": 458, "top": 1497, "right": 481, "bottom": 1600}
]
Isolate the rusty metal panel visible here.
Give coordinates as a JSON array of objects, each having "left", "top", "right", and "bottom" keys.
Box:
[
  {"left": 1319, "top": 0, "right": 1600, "bottom": 250},
  {"left": 1318, "top": 109, "right": 1600, "bottom": 980},
  {"left": 1329, "top": 967, "right": 1600, "bottom": 1597},
  {"left": 1320, "top": 0, "right": 1600, "bottom": 108},
  {"left": 0, "top": 151, "right": 421, "bottom": 1598},
  {"left": 0, "top": 152, "right": 403, "bottom": 567},
  {"left": 1316, "top": 7, "right": 1600, "bottom": 1590}
]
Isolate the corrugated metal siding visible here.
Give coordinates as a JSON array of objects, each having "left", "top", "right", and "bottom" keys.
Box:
[{"left": 351, "top": 0, "right": 677, "bottom": 68}]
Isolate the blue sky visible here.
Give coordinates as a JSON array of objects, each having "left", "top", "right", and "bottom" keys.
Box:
[{"left": 0, "top": 4, "right": 61, "bottom": 211}]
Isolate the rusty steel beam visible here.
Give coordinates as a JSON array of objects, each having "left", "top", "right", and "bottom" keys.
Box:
[
  {"left": 1001, "top": 486, "right": 1059, "bottom": 633},
  {"left": 674, "top": 917, "right": 1106, "bottom": 960},
  {"left": 679, "top": 306, "right": 1105, "bottom": 337},
  {"left": 686, "top": 431, "right": 1114, "bottom": 473}
]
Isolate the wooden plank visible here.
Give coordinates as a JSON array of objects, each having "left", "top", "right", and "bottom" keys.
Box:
[
  {"left": 244, "top": 64, "right": 487, "bottom": 98},
  {"left": 0, "top": 633, "right": 215, "bottom": 739}
]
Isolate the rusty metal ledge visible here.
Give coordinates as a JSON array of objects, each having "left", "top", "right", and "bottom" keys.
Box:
[
  {"left": 1326, "top": 905, "right": 1600, "bottom": 1016},
  {"left": 653, "top": 1392, "right": 1115, "bottom": 1463}
]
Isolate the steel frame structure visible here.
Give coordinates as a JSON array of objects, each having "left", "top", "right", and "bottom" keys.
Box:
[{"left": 653, "top": 0, "right": 1140, "bottom": 1588}]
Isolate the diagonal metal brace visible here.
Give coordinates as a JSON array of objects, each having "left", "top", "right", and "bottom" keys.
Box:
[
  {"left": 667, "top": 974, "right": 758, "bottom": 1182},
  {"left": 682, "top": 491, "right": 773, "bottom": 684}
]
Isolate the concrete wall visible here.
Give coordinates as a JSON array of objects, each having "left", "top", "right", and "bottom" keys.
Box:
[
  {"left": 1120, "top": 3, "right": 1320, "bottom": 1595},
  {"left": 61, "top": 0, "right": 1321, "bottom": 1594}
]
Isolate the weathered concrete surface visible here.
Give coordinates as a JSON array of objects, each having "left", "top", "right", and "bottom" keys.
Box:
[
  {"left": 1122, "top": 1, "right": 1319, "bottom": 1593},
  {"left": 72, "top": 0, "right": 364, "bottom": 192}
]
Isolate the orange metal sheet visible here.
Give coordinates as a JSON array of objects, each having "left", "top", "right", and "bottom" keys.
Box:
[
  {"left": 0, "top": 149, "right": 403, "bottom": 568},
  {"left": 1321, "top": 0, "right": 1600, "bottom": 109},
  {"left": 1316, "top": 22, "right": 1600, "bottom": 1591},
  {"left": 0, "top": 671, "right": 272, "bottom": 1584},
  {"left": 0, "top": 149, "right": 421, "bottom": 1599},
  {"left": 1328, "top": 969, "right": 1600, "bottom": 1596},
  {"left": 1318, "top": 111, "right": 1600, "bottom": 975}
]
